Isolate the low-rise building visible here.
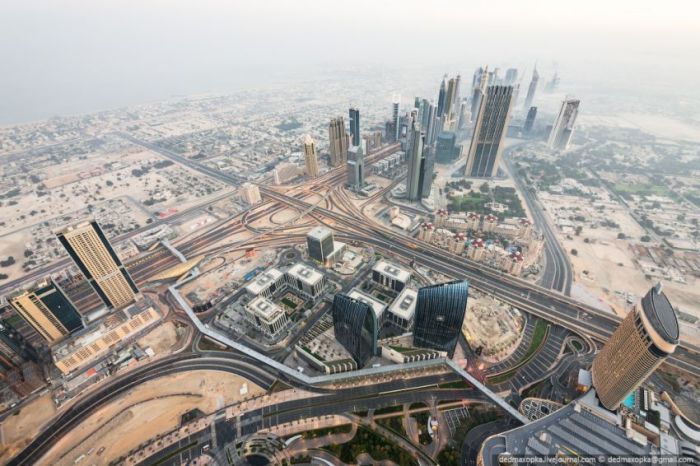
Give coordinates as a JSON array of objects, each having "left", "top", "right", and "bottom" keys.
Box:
[
  {"left": 285, "top": 263, "right": 325, "bottom": 299},
  {"left": 387, "top": 288, "right": 417, "bottom": 330},
  {"left": 244, "top": 297, "right": 288, "bottom": 338},
  {"left": 245, "top": 268, "right": 285, "bottom": 298},
  {"left": 372, "top": 260, "right": 411, "bottom": 292}
]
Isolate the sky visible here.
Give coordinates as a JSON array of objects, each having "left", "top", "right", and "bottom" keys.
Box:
[{"left": 1, "top": 0, "right": 699, "bottom": 125}]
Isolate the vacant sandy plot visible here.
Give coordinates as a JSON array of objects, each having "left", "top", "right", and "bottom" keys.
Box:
[
  {"left": 0, "top": 392, "right": 56, "bottom": 464},
  {"left": 136, "top": 321, "right": 180, "bottom": 355},
  {"left": 38, "top": 370, "right": 264, "bottom": 466}
]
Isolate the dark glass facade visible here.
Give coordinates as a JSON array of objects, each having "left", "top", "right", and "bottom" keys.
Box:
[
  {"left": 307, "top": 231, "right": 334, "bottom": 262},
  {"left": 332, "top": 294, "right": 378, "bottom": 366},
  {"left": 349, "top": 108, "right": 360, "bottom": 147},
  {"left": 413, "top": 280, "right": 468, "bottom": 358},
  {"left": 524, "top": 106, "right": 537, "bottom": 133},
  {"left": 436, "top": 132, "right": 457, "bottom": 163},
  {"left": 36, "top": 280, "right": 84, "bottom": 334}
]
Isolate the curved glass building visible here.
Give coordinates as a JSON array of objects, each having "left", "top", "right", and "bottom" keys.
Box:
[
  {"left": 413, "top": 280, "right": 469, "bottom": 358},
  {"left": 332, "top": 293, "right": 378, "bottom": 366},
  {"left": 592, "top": 284, "right": 679, "bottom": 410}
]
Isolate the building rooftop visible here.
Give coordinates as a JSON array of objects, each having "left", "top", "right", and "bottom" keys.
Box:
[
  {"left": 372, "top": 260, "right": 411, "bottom": 283},
  {"left": 286, "top": 263, "right": 324, "bottom": 286},
  {"left": 245, "top": 268, "right": 283, "bottom": 296},
  {"left": 388, "top": 288, "right": 417, "bottom": 321},
  {"left": 307, "top": 226, "right": 333, "bottom": 241},
  {"left": 347, "top": 289, "right": 386, "bottom": 320},
  {"left": 641, "top": 284, "right": 679, "bottom": 345},
  {"left": 247, "top": 297, "right": 285, "bottom": 323}
]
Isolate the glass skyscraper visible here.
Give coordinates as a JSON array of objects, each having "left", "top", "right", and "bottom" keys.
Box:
[
  {"left": 332, "top": 293, "right": 378, "bottom": 366},
  {"left": 413, "top": 280, "right": 468, "bottom": 358}
]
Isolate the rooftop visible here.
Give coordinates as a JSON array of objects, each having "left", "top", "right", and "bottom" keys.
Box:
[
  {"left": 307, "top": 226, "right": 333, "bottom": 241},
  {"left": 641, "top": 284, "right": 680, "bottom": 345},
  {"left": 247, "top": 297, "right": 285, "bottom": 322},
  {"left": 245, "top": 268, "right": 283, "bottom": 295},
  {"left": 372, "top": 259, "right": 411, "bottom": 283},
  {"left": 347, "top": 288, "right": 386, "bottom": 320},
  {"left": 286, "top": 263, "right": 324, "bottom": 286},
  {"left": 388, "top": 288, "right": 417, "bottom": 321}
]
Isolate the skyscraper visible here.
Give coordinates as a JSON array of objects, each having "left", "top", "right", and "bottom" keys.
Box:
[
  {"left": 405, "top": 121, "right": 426, "bottom": 201},
  {"left": 57, "top": 221, "right": 138, "bottom": 310},
  {"left": 470, "top": 66, "right": 489, "bottom": 123},
  {"left": 436, "top": 75, "right": 447, "bottom": 117},
  {"left": 332, "top": 293, "right": 378, "bottom": 366},
  {"left": 504, "top": 68, "right": 518, "bottom": 86},
  {"left": 348, "top": 107, "right": 360, "bottom": 147},
  {"left": 436, "top": 131, "right": 458, "bottom": 163},
  {"left": 592, "top": 284, "right": 679, "bottom": 410},
  {"left": 420, "top": 99, "right": 437, "bottom": 146},
  {"left": 346, "top": 144, "right": 364, "bottom": 191},
  {"left": 523, "top": 65, "right": 539, "bottom": 112},
  {"left": 392, "top": 96, "right": 400, "bottom": 142},
  {"left": 306, "top": 226, "right": 335, "bottom": 263},
  {"left": 443, "top": 75, "right": 462, "bottom": 131},
  {"left": 413, "top": 280, "right": 468, "bottom": 358},
  {"left": 547, "top": 98, "right": 580, "bottom": 151},
  {"left": 328, "top": 117, "right": 349, "bottom": 167},
  {"left": 523, "top": 106, "right": 538, "bottom": 133},
  {"left": 464, "top": 85, "right": 514, "bottom": 177},
  {"left": 9, "top": 279, "right": 84, "bottom": 344},
  {"left": 302, "top": 135, "right": 319, "bottom": 178}
]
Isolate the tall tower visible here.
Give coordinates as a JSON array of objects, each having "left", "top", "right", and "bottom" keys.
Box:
[
  {"left": 443, "top": 75, "right": 461, "bottom": 131},
  {"left": 470, "top": 66, "right": 489, "bottom": 123},
  {"left": 303, "top": 135, "right": 319, "bottom": 178},
  {"left": 346, "top": 144, "right": 364, "bottom": 191},
  {"left": 306, "top": 226, "right": 335, "bottom": 263},
  {"left": 504, "top": 68, "right": 518, "bottom": 86},
  {"left": 348, "top": 107, "right": 360, "bottom": 147},
  {"left": 524, "top": 106, "right": 538, "bottom": 133},
  {"left": 523, "top": 65, "right": 539, "bottom": 113},
  {"left": 405, "top": 121, "right": 425, "bottom": 202},
  {"left": 9, "top": 279, "right": 84, "bottom": 344},
  {"left": 437, "top": 75, "right": 447, "bottom": 117},
  {"left": 413, "top": 280, "right": 468, "bottom": 358},
  {"left": 392, "top": 96, "right": 401, "bottom": 142},
  {"left": 547, "top": 98, "right": 580, "bottom": 151},
  {"left": 328, "top": 117, "right": 349, "bottom": 167},
  {"left": 332, "top": 293, "right": 378, "bottom": 366},
  {"left": 592, "top": 284, "right": 679, "bottom": 410},
  {"left": 465, "top": 85, "right": 514, "bottom": 178},
  {"left": 56, "top": 221, "right": 139, "bottom": 310}
]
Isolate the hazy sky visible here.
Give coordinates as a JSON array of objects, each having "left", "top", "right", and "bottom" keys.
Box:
[{"left": 1, "top": 0, "right": 699, "bottom": 124}]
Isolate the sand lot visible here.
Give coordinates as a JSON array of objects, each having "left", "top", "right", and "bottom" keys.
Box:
[
  {"left": 0, "top": 392, "right": 57, "bottom": 464},
  {"left": 37, "top": 370, "right": 264, "bottom": 466}
]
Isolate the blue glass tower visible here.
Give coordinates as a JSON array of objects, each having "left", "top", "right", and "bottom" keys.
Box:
[
  {"left": 413, "top": 280, "right": 468, "bottom": 358},
  {"left": 332, "top": 294, "right": 378, "bottom": 366}
]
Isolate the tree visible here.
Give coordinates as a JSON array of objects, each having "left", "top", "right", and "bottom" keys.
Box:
[
  {"left": 640, "top": 235, "right": 651, "bottom": 242},
  {"left": 575, "top": 226, "right": 583, "bottom": 236},
  {"left": 617, "top": 232, "right": 626, "bottom": 239},
  {"left": 570, "top": 249, "right": 578, "bottom": 256},
  {"left": 479, "top": 182, "right": 489, "bottom": 193}
]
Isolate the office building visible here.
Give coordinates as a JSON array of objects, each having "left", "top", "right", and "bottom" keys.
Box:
[
  {"left": 470, "top": 66, "right": 489, "bottom": 123},
  {"left": 241, "top": 182, "right": 262, "bottom": 205},
  {"left": 436, "top": 131, "right": 458, "bottom": 163},
  {"left": 413, "top": 280, "right": 468, "bottom": 358},
  {"left": 523, "top": 65, "right": 539, "bottom": 112},
  {"left": 464, "top": 85, "right": 514, "bottom": 177},
  {"left": 348, "top": 107, "right": 360, "bottom": 147},
  {"left": 347, "top": 289, "right": 386, "bottom": 325},
  {"left": 244, "top": 297, "right": 288, "bottom": 339},
  {"left": 392, "top": 96, "right": 400, "bottom": 142},
  {"left": 302, "top": 135, "right": 319, "bottom": 178},
  {"left": 504, "top": 67, "right": 518, "bottom": 85},
  {"left": 372, "top": 259, "right": 411, "bottom": 292},
  {"left": 437, "top": 75, "right": 447, "bottom": 117},
  {"left": 328, "top": 117, "right": 349, "bottom": 167},
  {"left": 547, "top": 98, "right": 580, "bottom": 151},
  {"left": 9, "top": 279, "right": 84, "bottom": 345},
  {"left": 285, "top": 263, "right": 325, "bottom": 299},
  {"left": 523, "top": 106, "right": 537, "bottom": 133},
  {"left": 244, "top": 268, "right": 285, "bottom": 298},
  {"left": 405, "top": 121, "right": 433, "bottom": 201},
  {"left": 306, "top": 226, "right": 335, "bottom": 262},
  {"left": 420, "top": 99, "right": 437, "bottom": 145},
  {"left": 592, "top": 284, "right": 679, "bottom": 410},
  {"left": 57, "top": 221, "right": 139, "bottom": 309},
  {"left": 387, "top": 287, "right": 417, "bottom": 331},
  {"left": 545, "top": 72, "right": 560, "bottom": 93},
  {"left": 332, "top": 294, "right": 378, "bottom": 366},
  {"left": 443, "top": 75, "right": 461, "bottom": 131},
  {"left": 346, "top": 144, "right": 364, "bottom": 191}
]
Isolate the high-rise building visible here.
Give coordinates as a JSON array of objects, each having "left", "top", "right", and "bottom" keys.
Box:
[
  {"left": 57, "top": 221, "right": 139, "bottom": 310},
  {"left": 306, "top": 226, "right": 335, "bottom": 262},
  {"left": 405, "top": 121, "right": 429, "bottom": 201},
  {"left": 443, "top": 75, "right": 462, "bottom": 131},
  {"left": 592, "top": 284, "right": 679, "bottom": 410},
  {"left": 547, "top": 98, "right": 580, "bottom": 151},
  {"left": 348, "top": 107, "right": 360, "bottom": 147},
  {"left": 392, "top": 96, "right": 401, "bottom": 142},
  {"left": 545, "top": 72, "right": 560, "bottom": 93},
  {"left": 9, "top": 279, "right": 84, "bottom": 344},
  {"left": 436, "top": 131, "right": 458, "bottom": 163},
  {"left": 0, "top": 320, "right": 38, "bottom": 372},
  {"left": 523, "top": 65, "right": 539, "bottom": 112},
  {"left": 241, "top": 182, "right": 262, "bottom": 205},
  {"left": 332, "top": 293, "right": 378, "bottom": 366},
  {"left": 437, "top": 75, "right": 447, "bottom": 117},
  {"left": 413, "top": 280, "right": 468, "bottom": 358},
  {"left": 504, "top": 68, "right": 518, "bottom": 86},
  {"left": 523, "top": 106, "right": 538, "bottom": 133},
  {"left": 470, "top": 66, "right": 489, "bottom": 123},
  {"left": 420, "top": 99, "right": 437, "bottom": 146},
  {"left": 346, "top": 144, "right": 364, "bottom": 191},
  {"left": 328, "top": 117, "right": 349, "bottom": 167},
  {"left": 464, "top": 85, "right": 514, "bottom": 177},
  {"left": 302, "top": 135, "right": 319, "bottom": 178}
]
